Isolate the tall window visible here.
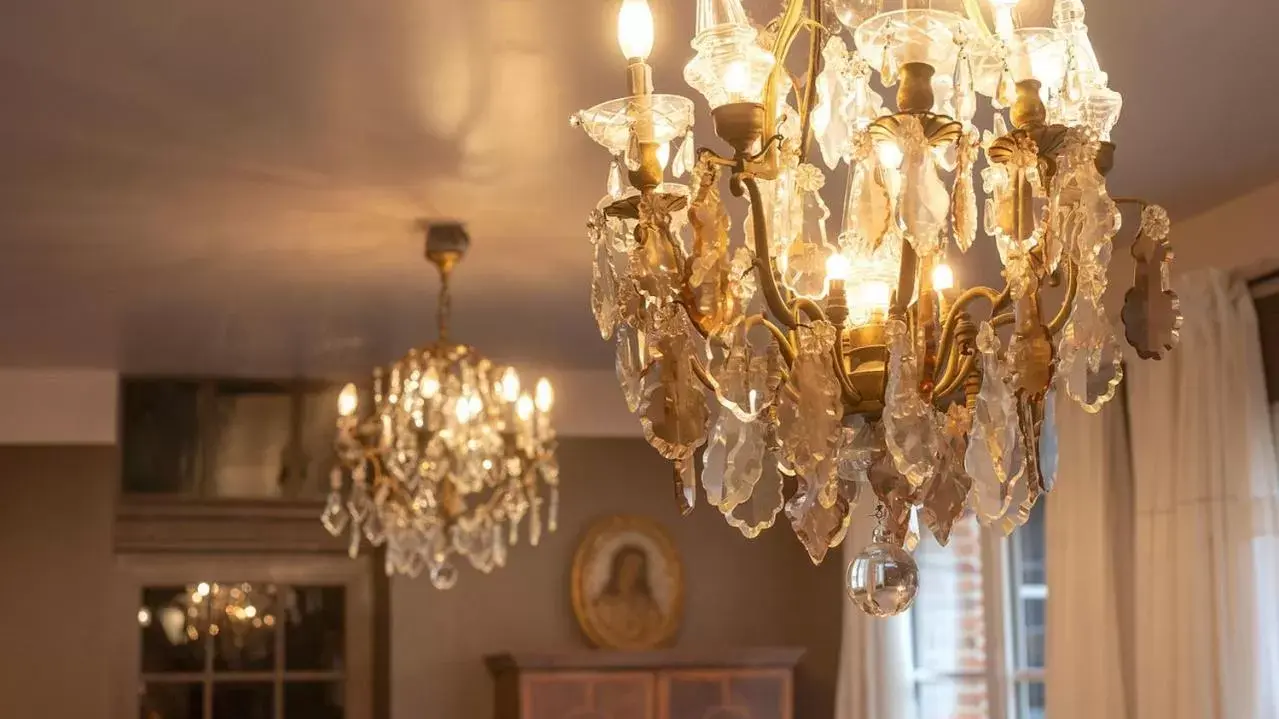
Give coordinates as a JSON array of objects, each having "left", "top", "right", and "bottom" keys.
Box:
[
  {"left": 138, "top": 584, "right": 347, "bottom": 719},
  {"left": 909, "top": 502, "right": 1047, "bottom": 719},
  {"left": 115, "top": 556, "right": 373, "bottom": 719},
  {"left": 1008, "top": 505, "right": 1046, "bottom": 719}
]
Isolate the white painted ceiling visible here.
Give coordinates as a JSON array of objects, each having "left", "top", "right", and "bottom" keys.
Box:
[{"left": 0, "top": 0, "right": 1273, "bottom": 376}]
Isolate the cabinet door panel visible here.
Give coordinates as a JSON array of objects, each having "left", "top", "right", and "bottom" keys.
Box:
[
  {"left": 523, "top": 672, "right": 653, "bottom": 719},
  {"left": 659, "top": 670, "right": 789, "bottom": 719}
]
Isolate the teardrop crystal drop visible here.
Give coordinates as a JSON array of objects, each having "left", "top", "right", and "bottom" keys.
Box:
[
  {"left": 607, "top": 158, "right": 624, "bottom": 198},
  {"left": 673, "top": 130, "right": 695, "bottom": 178},
  {"left": 994, "top": 64, "right": 1016, "bottom": 109}
]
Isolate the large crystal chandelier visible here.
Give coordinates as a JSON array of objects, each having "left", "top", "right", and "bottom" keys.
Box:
[
  {"left": 324, "top": 223, "right": 560, "bottom": 588},
  {"left": 572, "top": 0, "right": 1180, "bottom": 616}
]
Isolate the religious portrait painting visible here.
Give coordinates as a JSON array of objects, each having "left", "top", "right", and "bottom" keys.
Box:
[{"left": 571, "top": 515, "right": 684, "bottom": 650}]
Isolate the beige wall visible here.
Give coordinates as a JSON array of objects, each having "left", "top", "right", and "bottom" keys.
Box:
[
  {"left": 0, "top": 446, "right": 116, "bottom": 719},
  {"left": 391, "top": 438, "right": 844, "bottom": 719},
  {"left": 0, "top": 439, "right": 844, "bottom": 719}
]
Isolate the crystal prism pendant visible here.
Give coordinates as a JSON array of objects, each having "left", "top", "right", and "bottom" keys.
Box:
[
  {"left": 882, "top": 319, "right": 941, "bottom": 487},
  {"left": 321, "top": 490, "right": 350, "bottom": 536},
  {"left": 896, "top": 116, "right": 949, "bottom": 257},
  {"left": 701, "top": 408, "right": 766, "bottom": 510},
  {"left": 919, "top": 405, "right": 973, "bottom": 546},
  {"left": 589, "top": 213, "right": 619, "bottom": 340},
  {"left": 776, "top": 322, "right": 842, "bottom": 506},
  {"left": 639, "top": 309, "right": 710, "bottom": 462},
  {"left": 673, "top": 130, "right": 695, "bottom": 178},
  {"left": 786, "top": 478, "right": 851, "bottom": 565},
  {"left": 607, "top": 158, "right": 624, "bottom": 198},
  {"left": 952, "top": 128, "right": 979, "bottom": 253},
  {"left": 724, "top": 458, "right": 787, "bottom": 538},
  {"left": 964, "top": 323, "right": 1024, "bottom": 523}
]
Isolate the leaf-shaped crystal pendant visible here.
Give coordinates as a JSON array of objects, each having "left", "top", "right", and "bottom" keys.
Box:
[
  {"left": 786, "top": 478, "right": 851, "bottom": 565},
  {"left": 687, "top": 161, "right": 737, "bottom": 333},
  {"left": 816, "top": 37, "right": 852, "bottom": 169},
  {"left": 709, "top": 321, "right": 775, "bottom": 422},
  {"left": 1122, "top": 204, "right": 1182, "bottom": 360},
  {"left": 993, "top": 398, "right": 1044, "bottom": 535},
  {"left": 964, "top": 323, "right": 1025, "bottom": 524},
  {"left": 847, "top": 52, "right": 886, "bottom": 132},
  {"left": 725, "top": 458, "right": 788, "bottom": 538},
  {"left": 615, "top": 322, "right": 649, "bottom": 413},
  {"left": 639, "top": 309, "right": 710, "bottom": 462},
  {"left": 920, "top": 405, "right": 973, "bottom": 546},
  {"left": 836, "top": 415, "right": 884, "bottom": 484},
  {"left": 951, "top": 128, "right": 979, "bottom": 253},
  {"left": 882, "top": 319, "right": 941, "bottom": 487},
  {"left": 840, "top": 132, "right": 892, "bottom": 249},
  {"left": 1058, "top": 292, "right": 1124, "bottom": 413},
  {"left": 701, "top": 407, "right": 767, "bottom": 511},
  {"left": 589, "top": 212, "right": 619, "bottom": 340},
  {"left": 896, "top": 116, "right": 949, "bottom": 257},
  {"left": 781, "top": 164, "right": 834, "bottom": 298},
  {"left": 776, "top": 322, "right": 843, "bottom": 507}
]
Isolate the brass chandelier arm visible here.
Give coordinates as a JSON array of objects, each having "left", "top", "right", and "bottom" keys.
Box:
[
  {"left": 743, "top": 175, "right": 800, "bottom": 328},
  {"left": 797, "top": 0, "right": 826, "bottom": 158},
  {"left": 833, "top": 327, "right": 864, "bottom": 404},
  {"left": 934, "top": 350, "right": 977, "bottom": 400},
  {"left": 746, "top": 313, "right": 798, "bottom": 364},
  {"left": 763, "top": 0, "right": 808, "bottom": 147},
  {"left": 1047, "top": 259, "right": 1079, "bottom": 334},
  {"left": 960, "top": 0, "right": 994, "bottom": 36},
  {"left": 792, "top": 296, "right": 828, "bottom": 324},
  {"left": 934, "top": 284, "right": 1006, "bottom": 365}
]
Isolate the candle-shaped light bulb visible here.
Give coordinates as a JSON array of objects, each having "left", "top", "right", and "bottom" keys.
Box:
[
  {"left": 617, "top": 0, "right": 654, "bottom": 61},
  {"left": 337, "top": 383, "right": 359, "bottom": 417},
  {"left": 499, "top": 367, "right": 521, "bottom": 403},
  {"left": 722, "top": 60, "right": 750, "bottom": 96},
  {"left": 932, "top": 263, "right": 955, "bottom": 291},
  {"left": 876, "top": 140, "right": 903, "bottom": 169},
  {"left": 535, "top": 378, "right": 554, "bottom": 413},
  {"left": 516, "top": 394, "right": 535, "bottom": 422},
  {"left": 826, "top": 253, "right": 851, "bottom": 282},
  {"left": 991, "top": 0, "right": 1020, "bottom": 37},
  {"left": 454, "top": 395, "right": 472, "bottom": 423},
  {"left": 422, "top": 366, "right": 440, "bottom": 398}
]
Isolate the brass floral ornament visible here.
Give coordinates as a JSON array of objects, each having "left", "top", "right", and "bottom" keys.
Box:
[{"left": 573, "top": 0, "right": 1179, "bottom": 617}]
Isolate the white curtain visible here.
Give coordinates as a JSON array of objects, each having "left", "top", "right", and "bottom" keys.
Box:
[
  {"left": 1046, "top": 396, "right": 1134, "bottom": 719},
  {"left": 1126, "top": 270, "right": 1279, "bottom": 719},
  {"left": 835, "top": 503, "right": 918, "bottom": 719}
]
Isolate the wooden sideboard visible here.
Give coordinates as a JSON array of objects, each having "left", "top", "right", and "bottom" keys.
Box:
[{"left": 484, "top": 648, "right": 803, "bottom": 719}]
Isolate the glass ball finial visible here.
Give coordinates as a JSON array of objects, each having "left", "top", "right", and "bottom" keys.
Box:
[{"left": 846, "top": 541, "right": 919, "bottom": 617}]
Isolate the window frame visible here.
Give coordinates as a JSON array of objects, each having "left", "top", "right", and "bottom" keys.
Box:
[
  {"left": 112, "top": 553, "right": 374, "bottom": 719},
  {"left": 908, "top": 520, "right": 1046, "bottom": 719}
]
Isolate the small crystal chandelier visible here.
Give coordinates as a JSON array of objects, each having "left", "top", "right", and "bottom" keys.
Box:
[
  {"left": 573, "top": 0, "right": 1180, "bottom": 616},
  {"left": 324, "top": 223, "right": 560, "bottom": 588},
  {"left": 141, "top": 582, "right": 281, "bottom": 653}
]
